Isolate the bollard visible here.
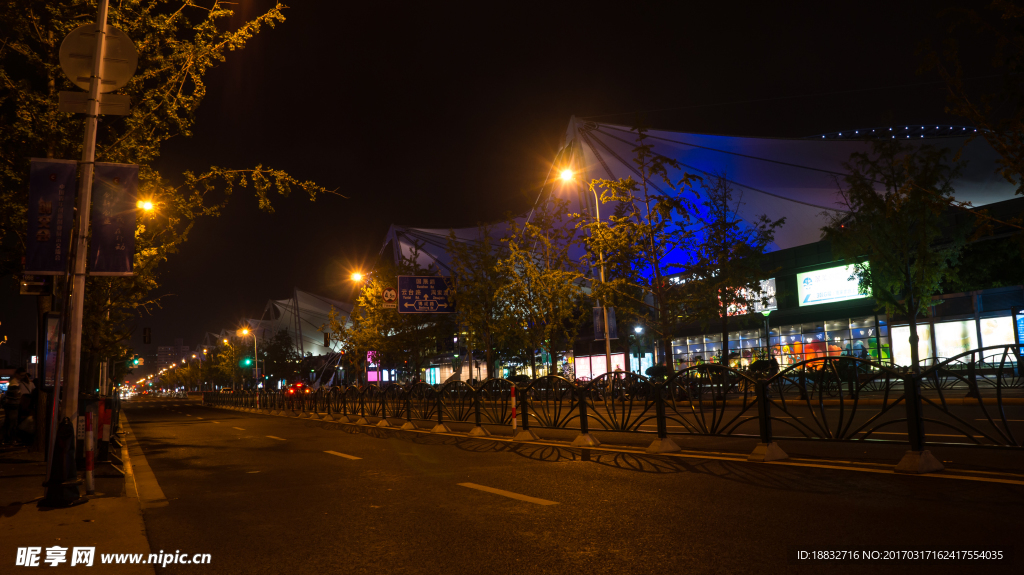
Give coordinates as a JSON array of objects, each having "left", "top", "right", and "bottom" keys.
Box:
[
  {"left": 646, "top": 383, "right": 680, "bottom": 453},
  {"left": 896, "top": 373, "right": 943, "bottom": 473},
  {"left": 401, "top": 387, "right": 416, "bottom": 430},
  {"left": 571, "top": 383, "right": 599, "bottom": 447},
  {"left": 513, "top": 384, "right": 538, "bottom": 441},
  {"left": 468, "top": 384, "right": 490, "bottom": 437},
  {"left": 377, "top": 387, "right": 392, "bottom": 427},
  {"left": 84, "top": 412, "right": 95, "bottom": 495},
  {"left": 431, "top": 385, "right": 450, "bottom": 433},
  {"left": 748, "top": 378, "right": 788, "bottom": 462}
]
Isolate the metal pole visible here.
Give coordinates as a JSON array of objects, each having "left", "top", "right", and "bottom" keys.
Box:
[
  {"left": 63, "top": 0, "right": 110, "bottom": 434},
  {"left": 592, "top": 188, "right": 612, "bottom": 375}
]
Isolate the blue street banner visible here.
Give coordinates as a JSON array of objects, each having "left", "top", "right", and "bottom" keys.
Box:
[
  {"left": 88, "top": 163, "right": 139, "bottom": 276},
  {"left": 25, "top": 159, "right": 78, "bottom": 274},
  {"left": 397, "top": 276, "right": 455, "bottom": 313},
  {"left": 593, "top": 306, "right": 618, "bottom": 340}
]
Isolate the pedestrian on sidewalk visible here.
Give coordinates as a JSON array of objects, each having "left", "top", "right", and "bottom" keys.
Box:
[{"left": 2, "top": 368, "right": 27, "bottom": 444}]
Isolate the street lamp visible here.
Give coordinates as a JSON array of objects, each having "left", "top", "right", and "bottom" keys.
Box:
[
  {"left": 136, "top": 200, "right": 154, "bottom": 211},
  {"left": 238, "top": 326, "right": 258, "bottom": 387},
  {"left": 351, "top": 272, "right": 364, "bottom": 282},
  {"left": 561, "top": 168, "right": 613, "bottom": 375},
  {"left": 761, "top": 309, "right": 773, "bottom": 360}
]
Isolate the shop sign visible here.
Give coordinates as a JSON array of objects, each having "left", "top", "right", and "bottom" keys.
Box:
[{"left": 797, "top": 264, "right": 870, "bottom": 307}]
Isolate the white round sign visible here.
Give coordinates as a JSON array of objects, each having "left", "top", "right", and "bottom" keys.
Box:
[
  {"left": 59, "top": 23, "right": 138, "bottom": 93},
  {"left": 382, "top": 288, "right": 397, "bottom": 302}
]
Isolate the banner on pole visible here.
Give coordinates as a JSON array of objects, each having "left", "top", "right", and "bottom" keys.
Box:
[
  {"left": 26, "top": 159, "right": 78, "bottom": 274},
  {"left": 593, "top": 306, "right": 618, "bottom": 340},
  {"left": 88, "top": 163, "right": 139, "bottom": 276}
]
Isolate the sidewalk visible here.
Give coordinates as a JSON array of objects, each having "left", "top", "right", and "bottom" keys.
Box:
[{"left": 0, "top": 430, "right": 155, "bottom": 573}]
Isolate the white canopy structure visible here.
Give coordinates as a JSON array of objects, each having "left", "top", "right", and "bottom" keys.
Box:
[
  {"left": 204, "top": 289, "right": 351, "bottom": 358},
  {"left": 561, "top": 118, "right": 1014, "bottom": 251},
  {"left": 382, "top": 118, "right": 1017, "bottom": 275}
]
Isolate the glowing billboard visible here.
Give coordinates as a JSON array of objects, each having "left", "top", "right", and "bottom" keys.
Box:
[{"left": 797, "top": 264, "right": 870, "bottom": 307}]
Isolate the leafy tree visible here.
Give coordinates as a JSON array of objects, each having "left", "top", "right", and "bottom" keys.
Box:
[
  {"left": 0, "top": 1, "right": 337, "bottom": 387},
  {"left": 497, "top": 198, "right": 587, "bottom": 377},
  {"left": 928, "top": 1, "right": 1024, "bottom": 196},
  {"left": 262, "top": 329, "right": 300, "bottom": 387},
  {"left": 332, "top": 249, "right": 454, "bottom": 383},
  {"left": 578, "top": 125, "right": 700, "bottom": 374},
  {"left": 822, "top": 140, "right": 969, "bottom": 372},
  {"left": 448, "top": 223, "right": 512, "bottom": 379},
  {"left": 679, "top": 174, "right": 783, "bottom": 367}
]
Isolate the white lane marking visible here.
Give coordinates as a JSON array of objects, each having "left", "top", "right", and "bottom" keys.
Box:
[
  {"left": 457, "top": 483, "right": 558, "bottom": 506},
  {"left": 232, "top": 427, "right": 245, "bottom": 430},
  {"left": 247, "top": 471, "right": 260, "bottom": 474},
  {"left": 324, "top": 450, "right": 361, "bottom": 460},
  {"left": 213, "top": 421, "right": 221, "bottom": 424},
  {"left": 266, "top": 435, "right": 286, "bottom": 441},
  {"left": 185, "top": 414, "right": 192, "bottom": 417},
  {"left": 196, "top": 417, "right": 204, "bottom": 420}
]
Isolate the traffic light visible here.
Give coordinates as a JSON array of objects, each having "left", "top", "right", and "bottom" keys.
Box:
[
  {"left": 132, "top": 356, "right": 140, "bottom": 366},
  {"left": 240, "top": 357, "right": 252, "bottom": 367}
]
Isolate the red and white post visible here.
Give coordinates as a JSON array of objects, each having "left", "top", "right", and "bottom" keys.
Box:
[{"left": 511, "top": 386, "right": 517, "bottom": 431}]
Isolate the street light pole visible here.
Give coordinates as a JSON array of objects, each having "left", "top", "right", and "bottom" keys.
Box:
[
  {"left": 562, "top": 169, "right": 612, "bottom": 376},
  {"left": 63, "top": 0, "right": 110, "bottom": 429}
]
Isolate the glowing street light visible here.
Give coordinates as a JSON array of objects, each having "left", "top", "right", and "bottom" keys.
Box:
[
  {"left": 560, "top": 168, "right": 573, "bottom": 182},
  {"left": 350, "top": 272, "right": 363, "bottom": 282},
  {"left": 136, "top": 200, "right": 154, "bottom": 211}
]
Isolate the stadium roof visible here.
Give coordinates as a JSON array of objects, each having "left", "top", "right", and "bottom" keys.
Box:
[{"left": 383, "top": 118, "right": 1017, "bottom": 269}]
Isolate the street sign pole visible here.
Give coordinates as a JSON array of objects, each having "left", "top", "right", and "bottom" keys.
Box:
[{"left": 63, "top": 0, "right": 110, "bottom": 430}]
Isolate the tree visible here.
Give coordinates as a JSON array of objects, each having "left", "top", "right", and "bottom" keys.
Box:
[
  {"left": 679, "top": 174, "right": 783, "bottom": 367},
  {"left": 578, "top": 125, "right": 700, "bottom": 374},
  {"left": 497, "top": 198, "right": 587, "bottom": 378},
  {"left": 929, "top": 1, "right": 1024, "bottom": 197},
  {"left": 822, "top": 140, "right": 969, "bottom": 372},
  {"left": 0, "top": 1, "right": 337, "bottom": 388},
  {"left": 262, "top": 329, "right": 300, "bottom": 388},
  {"left": 448, "top": 223, "right": 512, "bottom": 379},
  {"left": 332, "top": 248, "right": 455, "bottom": 383}
]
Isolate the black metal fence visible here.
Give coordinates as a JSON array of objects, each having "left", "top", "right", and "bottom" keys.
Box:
[{"left": 203, "top": 345, "right": 1024, "bottom": 451}]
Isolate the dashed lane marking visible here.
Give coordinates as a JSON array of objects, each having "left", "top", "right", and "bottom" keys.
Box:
[
  {"left": 232, "top": 427, "right": 245, "bottom": 431},
  {"left": 266, "top": 436, "right": 286, "bottom": 441},
  {"left": 458, "top": 483, "right": 558, "bottom": 506},
  {"left": 324, "top": 450, "right": 361, "bottom": 460}
]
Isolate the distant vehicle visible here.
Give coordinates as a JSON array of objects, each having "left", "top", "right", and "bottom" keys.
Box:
[{"left": 285, "top": 383, "right": 309, "bottom": 395}]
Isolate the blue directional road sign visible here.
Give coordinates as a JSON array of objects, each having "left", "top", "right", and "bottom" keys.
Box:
[{"left": 397, "top": 276, "right": 455, "bottom": 313}]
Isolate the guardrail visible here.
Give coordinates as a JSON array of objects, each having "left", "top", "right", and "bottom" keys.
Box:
[{"left": 202, "top": 345, "right": 1024, "bottom": 473}]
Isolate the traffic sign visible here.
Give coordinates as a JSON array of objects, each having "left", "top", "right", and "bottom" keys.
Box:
[
  {"left": 59, "top": 23, "right": 138, "bottom": 92},
  {"left": 397, "top": 276, "right": 454, "bottom": 314},
  {"left": 382, "top": 286, "right": 397, "bottom": 309}
]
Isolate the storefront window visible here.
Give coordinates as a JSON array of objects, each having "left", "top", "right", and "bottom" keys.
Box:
[
  {"left": 891, "top": 324, "right": 934, "bottom": 367},
  {"left": 980, "top": 316, "right": 1015, "bottom": 347},
  {"left": 933, "top": 320, "right": 978, "bottom": 361}
]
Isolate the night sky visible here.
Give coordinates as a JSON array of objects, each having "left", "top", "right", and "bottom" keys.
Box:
[{"left": 3, "top": 0, "right": 999, "bottom": 375}]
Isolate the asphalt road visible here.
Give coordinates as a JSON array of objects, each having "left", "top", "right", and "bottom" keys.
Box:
[{"left": 123, "top": 397, "right": 1023, "bottom": 574}]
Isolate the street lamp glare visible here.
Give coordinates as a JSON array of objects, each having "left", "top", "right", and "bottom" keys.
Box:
[
  {"left": 634, "top": 326, "right": 643, "bottom": 334},
  {"left": 223, "top": 339, "right": 228, "bottom": 344},
  {"left": 351, "top": 272, "right": 363, "bottom": 282},
  {"left": 559, "top": 168, "right": 573, "bottom": 182}
]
